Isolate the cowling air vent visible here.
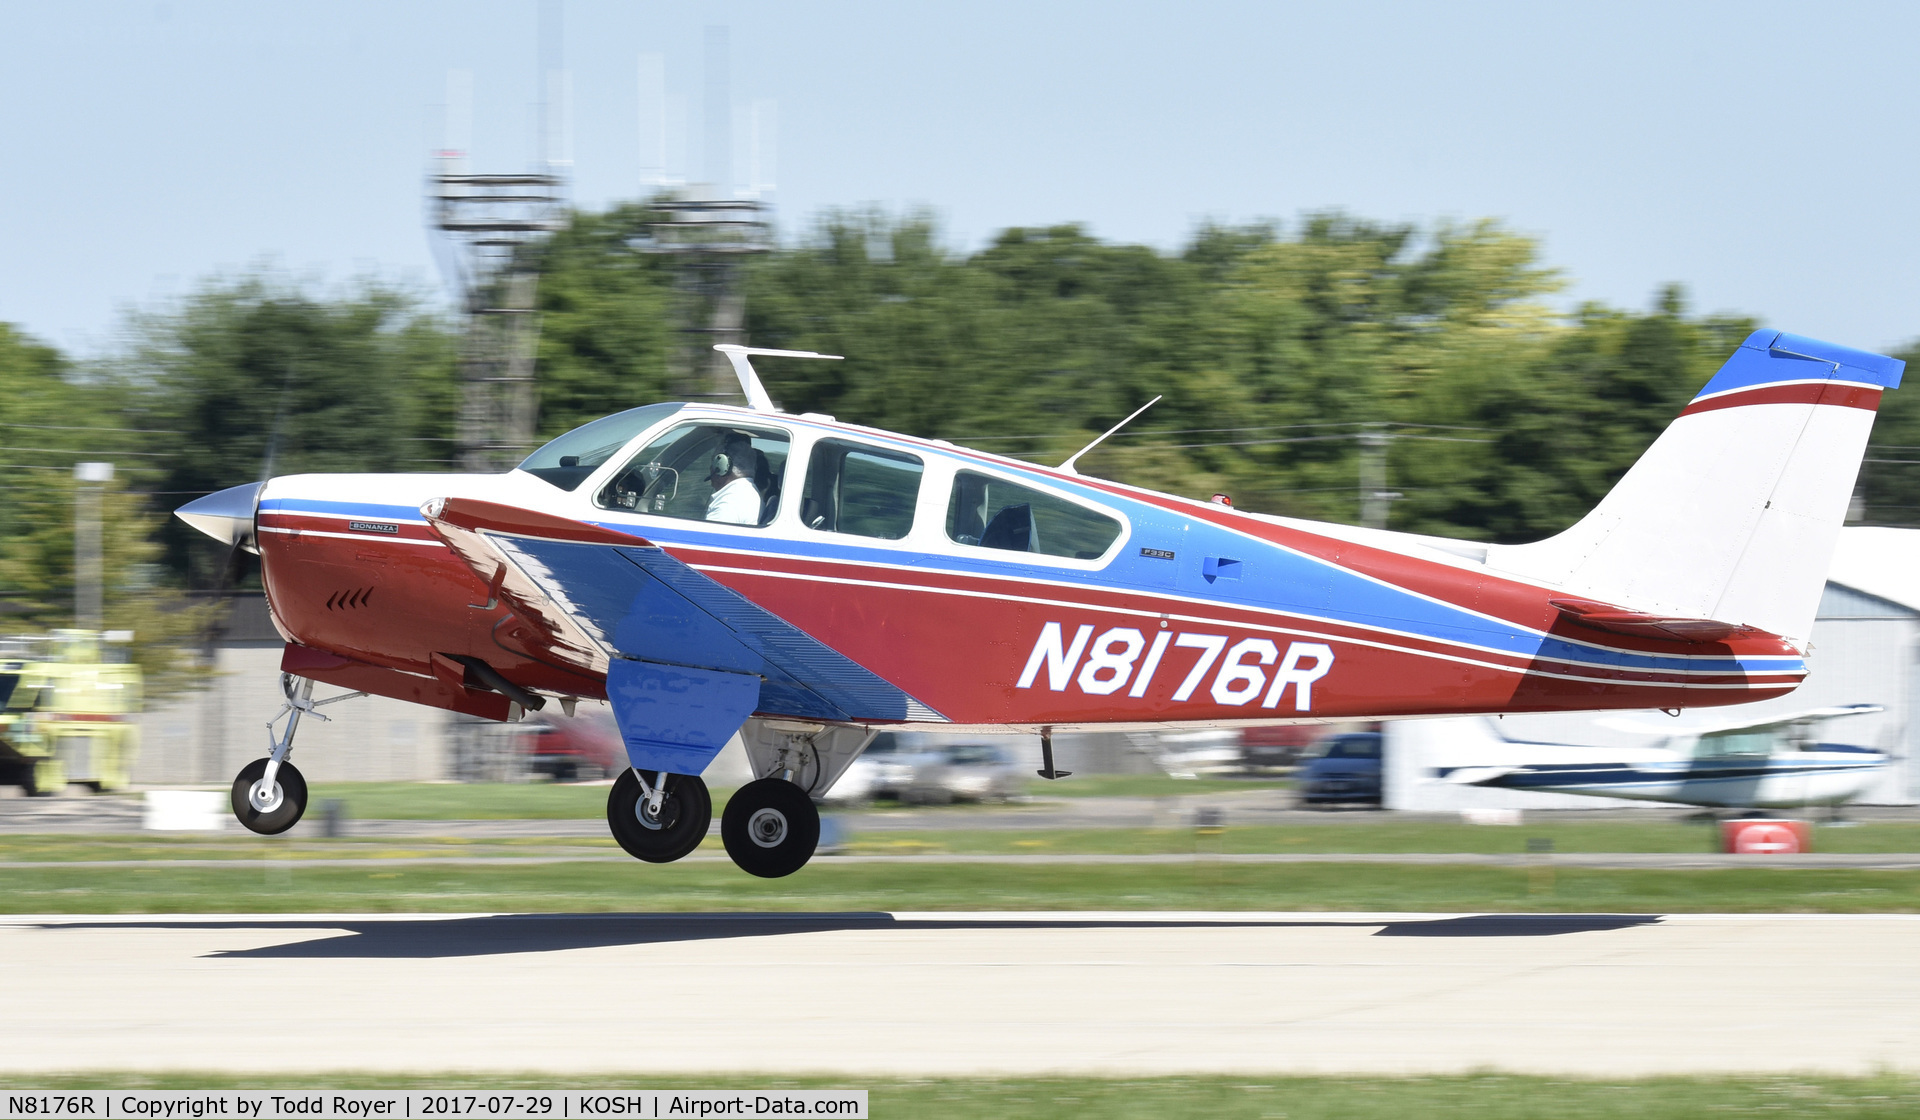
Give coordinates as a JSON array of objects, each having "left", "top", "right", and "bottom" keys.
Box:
[{"left": 326, "top": 587, "right": 375, "bottom": 611}]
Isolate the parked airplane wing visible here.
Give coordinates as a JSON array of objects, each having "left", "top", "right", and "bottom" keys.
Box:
[
  {"left": 421, "top": 497, "right": 947, "bottom": 729},
  {"left": 1596, "top": 703, "right": 1884, "bottom": 739}
]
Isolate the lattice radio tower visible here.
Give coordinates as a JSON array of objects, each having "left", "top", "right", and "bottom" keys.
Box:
[
  {"left": 429, "top": 5, "right": 570, "bottom": 471},
  {"left": 632, "top": 26, "right": 774, "bottom": 402}
]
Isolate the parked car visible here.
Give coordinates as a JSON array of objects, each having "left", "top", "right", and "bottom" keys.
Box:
[
  {"left": 826, "top": 735, "right": 1025, "bottom": 804},
  {"left": 1297, "top": 732, "right": 1383, "bottom": 805},
  {"left": 524, "top": 709, "right": 624, "bottom": 781},
  {"left": 906, "top": 742, "right": 1026, "bottom": 804},
  {"left": 826, "top": 732, "right": 928, "bottom": 803}
]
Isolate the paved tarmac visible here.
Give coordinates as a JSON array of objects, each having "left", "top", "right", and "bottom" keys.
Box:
[{"left": 1, "top": 911, "right": 1915, "bottom": 1075}]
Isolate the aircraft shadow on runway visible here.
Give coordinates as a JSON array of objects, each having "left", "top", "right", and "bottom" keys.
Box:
[{"left": 39, "top": 913, "right": 1663, "bottom": 958}]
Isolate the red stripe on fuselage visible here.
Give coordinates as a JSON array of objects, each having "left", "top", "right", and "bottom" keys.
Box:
[{"left": 1680, "top": 382, "right": 1883, "bottom": 416}]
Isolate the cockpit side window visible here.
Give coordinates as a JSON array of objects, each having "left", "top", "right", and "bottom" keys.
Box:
[
  {"left": 945, "top": 470, "right": 1122, "bottom": 560},
  {"left": 517, "top": 403, "right": 683, "bottom": 491},
  {"left": 596, "top": 422, "right": 791, "bottom": 528},
  {"left": 801, "top": 439, "right": 923, "bottom": 540},
  {"left": 1694, "top": 730, "right": 1773, "bottom": 759}
]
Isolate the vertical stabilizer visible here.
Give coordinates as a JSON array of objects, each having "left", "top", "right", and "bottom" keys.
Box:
[{"left": 1488, "top": 330, "right": 1903, "bottom": 647}]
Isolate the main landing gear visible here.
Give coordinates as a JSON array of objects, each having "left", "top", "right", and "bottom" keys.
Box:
[
  {"left": 603, "top": 720, "right": 875, "bottom": 878},
  {"left": 720, "top": 778, "right": 820, "bottom": 879},
  {"left": 606, "top": 769, "right": 711, "bottom": 863},
  {"left": 231, "top": 674, "right": 363, "bottom": 835}
]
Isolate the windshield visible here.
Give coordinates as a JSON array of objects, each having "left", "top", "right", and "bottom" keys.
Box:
[{"left": 517, "top": 404, "right": 684, "bottom": 491}]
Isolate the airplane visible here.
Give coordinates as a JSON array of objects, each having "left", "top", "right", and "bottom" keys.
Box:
[
  {"left": 1426, "top": 704, "right": 1892, "bottom": 810},
  {"left": 174, "top": 330, "right": 1903, "bottom": 876}
]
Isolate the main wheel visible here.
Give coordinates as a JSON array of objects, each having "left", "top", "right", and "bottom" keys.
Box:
[
  {"left": 230, "top": 758, "right": 308, "bottom": 835},
  {"left": 607, "top": 770, "right": 711, "bottom": 863},
  {"left": 721, "top": 778, "right": 820, "bottom": 878}
]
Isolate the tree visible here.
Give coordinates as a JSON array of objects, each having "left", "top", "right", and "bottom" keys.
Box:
[
  {"left": 105, "top": 276, "right": 459, "bottom": 583},
  {"left": 0, "top": 323, "right": 212, "bottom": 695}
]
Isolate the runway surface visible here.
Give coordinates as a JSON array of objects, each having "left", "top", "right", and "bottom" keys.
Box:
[{"left": 2, "top": 912, "right": 1916, "bottom": 1076}]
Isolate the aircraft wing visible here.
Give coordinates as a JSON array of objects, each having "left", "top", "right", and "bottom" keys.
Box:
[
  {"left": 1439, "top": 765, "right": 1520, "bottom": 786},
  {"left": 1597, "top": 703, "right": 1884, "bottom": 739},
  {"left": 421, "top": 498, "right": 946, "bottom": 728}
]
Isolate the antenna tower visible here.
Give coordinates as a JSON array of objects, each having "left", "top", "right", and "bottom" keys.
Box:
[
  {"left": 632, "top": 26, "right": 773, "bottom": 403},
  {"left": 430, "top": 4, "right": 571, "bottom": 471}
]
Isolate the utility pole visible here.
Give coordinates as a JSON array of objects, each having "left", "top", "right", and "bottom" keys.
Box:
[
  {"left": 1357, "top": 425, "right": 1401, "bottom": 530},
  {"left": 73, "top": 462, "right": 111, "bottom": 630}
]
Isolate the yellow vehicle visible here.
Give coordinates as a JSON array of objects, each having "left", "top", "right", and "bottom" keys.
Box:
[{"left": 0, "top": 630, "right": 142, "bottom": 794}]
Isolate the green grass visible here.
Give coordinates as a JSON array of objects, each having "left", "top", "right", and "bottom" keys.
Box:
[
  {"left": 3, "top": 1073, "right": 1918, "bottom": 1119},
  {"left": 839, "top": 820, "right": 1920, "bottom": 855},
  {"left": 7, "top": 818, "right": 1920, "bottom": 862},
  {"left": 0, "top": 835, "right": 622, "bottom": 862},
  {"left": 296, "top": 775, "right": 1289, "bottom": 819},
  {"left": 304, "top": 782, "right": 623, "bottom": 820},
  {"left": 2, "top": 857, "right": 1918, "bottom": 913}
]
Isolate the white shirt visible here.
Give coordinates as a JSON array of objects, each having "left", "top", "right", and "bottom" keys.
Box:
[{"left": 705, "top": 476, "right": 762, "bottom": 525}]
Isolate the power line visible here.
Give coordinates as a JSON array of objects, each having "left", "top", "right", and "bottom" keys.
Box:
[
  {"left": 952, "top": 420, "right": 1493, "bottom": 443},
  {"left": 0, "top": 423, "right": 181, "bottom": 434}
]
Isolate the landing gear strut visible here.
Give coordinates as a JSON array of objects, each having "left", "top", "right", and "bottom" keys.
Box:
[
  {"left": 606, "top": 769, "right": 711, "bottom": 863},
  {"left": 230, "top": 674, "right": 362, "bottom": 835}
]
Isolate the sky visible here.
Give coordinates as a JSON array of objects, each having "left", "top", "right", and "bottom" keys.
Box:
[{"left": 3, "top": 0, "right": 1918, "bottom": 357}]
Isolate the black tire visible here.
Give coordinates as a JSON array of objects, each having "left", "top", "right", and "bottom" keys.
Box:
[
  {"left": 607, "top": 769, "right": 711, "bottom": 863},
  {"left": 721, "top": 778, "right": 820, "bottom": 878},
  {"left": 230, "top": 758, "right": 308, "bottom": 835}
]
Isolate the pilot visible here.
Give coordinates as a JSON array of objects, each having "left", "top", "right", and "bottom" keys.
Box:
[{"left": 704, "top": 433, "right": 762, "bottom": 525}]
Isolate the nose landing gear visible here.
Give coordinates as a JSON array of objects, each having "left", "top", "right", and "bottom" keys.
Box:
[
  {"left": 231, "top": 756, "right": 309, "bottom": 835},
  {"left": 230, "top": 673, "right": 364, "bottom": 836}
]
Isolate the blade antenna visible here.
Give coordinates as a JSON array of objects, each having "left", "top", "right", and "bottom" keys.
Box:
[
  {"left": 713, "top": 344, "right": 843, "bottom": 413},
  {"left": 1060, "top": 396, "right": 1161, "bottom": 476}
]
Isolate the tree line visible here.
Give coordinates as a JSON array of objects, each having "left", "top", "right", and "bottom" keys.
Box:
[{"left": 4, "top": 207, "right": 1917, "bottom": 689}]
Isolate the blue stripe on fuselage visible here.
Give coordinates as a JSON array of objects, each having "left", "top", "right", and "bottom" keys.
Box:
[{"left": 266, "top": 475, "right": 1802, "bottom": 681}]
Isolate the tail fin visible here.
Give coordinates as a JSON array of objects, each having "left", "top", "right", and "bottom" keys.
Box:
[{"left": 1488, "top": 330, "right": 1903, "bottom": 647}]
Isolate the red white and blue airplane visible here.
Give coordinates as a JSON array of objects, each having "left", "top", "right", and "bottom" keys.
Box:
[{"left": 176, "top": 331, "right": 1902, "bottom": 876}]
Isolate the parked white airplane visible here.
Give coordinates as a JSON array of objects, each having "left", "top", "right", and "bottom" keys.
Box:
[{"left": 1433, "top": 705, "right": 1889, "bottom": 809}]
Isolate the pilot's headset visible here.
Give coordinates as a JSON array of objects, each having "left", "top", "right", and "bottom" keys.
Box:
[{"left": 710, "top": 435, "right": 753, "bottom": 478}]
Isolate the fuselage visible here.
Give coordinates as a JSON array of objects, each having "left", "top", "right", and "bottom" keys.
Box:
[
  {"left": 252, "top": 403, "right": 1808, "bottom": 731},
  {"left": 1440, "top": 742, "right": 1888, "bottom": 809}
]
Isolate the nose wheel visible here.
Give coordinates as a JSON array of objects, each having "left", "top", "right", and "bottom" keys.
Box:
[
  {"left": 721, "top": 778, "right": 820, "bottom": 878},
  {"left": 607, "top": 769, "right": 711, "bottom": 863},
  {"left": 230, "top": 758, "right": 309, "bottom": 835}
]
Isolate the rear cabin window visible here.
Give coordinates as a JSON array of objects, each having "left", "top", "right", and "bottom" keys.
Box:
[
  {"left": 801, "top": 439, "right": 923, "bottom": 540},
  {"left": 945, "top": 471, "right": 1122, "bottom": 561},
  {"left": 596, "top": 422, "right": 791, "bottom": 528}
]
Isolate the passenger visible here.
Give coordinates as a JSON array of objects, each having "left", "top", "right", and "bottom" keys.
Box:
[{"left": 705, "top": 434, "right": 762, "bottom": 525}]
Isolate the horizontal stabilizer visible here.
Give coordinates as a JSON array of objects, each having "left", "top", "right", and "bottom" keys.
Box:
[{"left": 1548, "top": 598, "right": 1757, "bottom": 644}]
